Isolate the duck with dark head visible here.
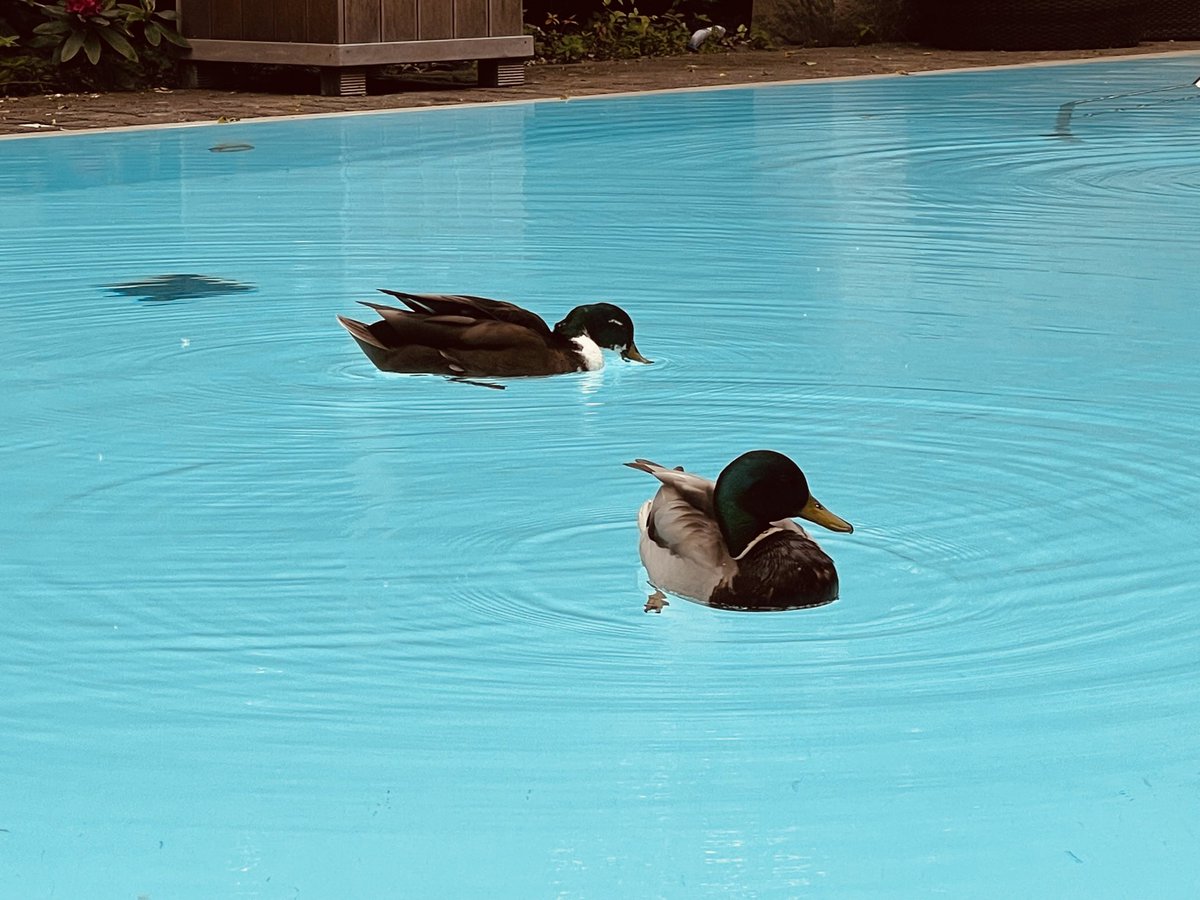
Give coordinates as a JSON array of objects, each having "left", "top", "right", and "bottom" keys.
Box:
[
  {"left": 337, "top": 290, "right": 650, "bottom": 378},
  {"left": 626, "top": 450, "right": 853, "bottom": 612}
]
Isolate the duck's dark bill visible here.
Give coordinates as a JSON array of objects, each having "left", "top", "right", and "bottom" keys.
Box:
[{"left": 622, "top": 343, "right": 653, "bottom": 364}]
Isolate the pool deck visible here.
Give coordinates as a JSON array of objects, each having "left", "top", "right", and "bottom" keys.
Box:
[{"left": 2, "top": 41, "right": 1198, "bottom": 137}]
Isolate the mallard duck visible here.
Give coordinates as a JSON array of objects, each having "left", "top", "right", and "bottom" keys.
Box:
[
  {"left": 337, "top": 290, "right": 651, "bottom": 377},
  {"left": 626, "top": 451, "right": 853, "bottom": 612}
]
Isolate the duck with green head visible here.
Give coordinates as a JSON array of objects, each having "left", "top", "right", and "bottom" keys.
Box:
[
  {"left": 626, "top": 451, "right": 853, "bottom": 611},
  {"left": 337, "top": 290, "right": 651, "bottom": 378}
]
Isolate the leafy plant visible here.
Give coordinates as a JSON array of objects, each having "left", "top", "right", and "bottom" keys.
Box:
[
  {"left": 27, "top": 0, "right": 185, "bottom": 65},
  {"left": 0, "top": 52, "right": 58, "bottom": 92},
  {"left": 0, "top": 0, "right": 187, "bottom": 93},
  {"left": 754, "top": 0, "right": 909, "bottom": 46},
  {"left": 591, "top": 0, "right": 688, "bottom": 57},
  {"left": 33, "top": 0, "right": 139, "bottom": 65},
  {"left": 754, "top": 0, "right": 834, "bottom": 46},
  {"left": 707, "top": 22, "right": 771, "bottom": 51},
  {"left": 116, "top": 0, "right": 188, "bottom": 51},
  {"left": 828, "top": 0, "right": 911, "bottom": 45},
  {"left": 528, "top": 0, "right": 762, "bottom": 63}
]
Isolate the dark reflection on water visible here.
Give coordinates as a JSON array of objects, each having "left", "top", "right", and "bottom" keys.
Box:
[
  {"left": 706, "top": 595, "right": 838, "bottom": 613},
  {"left": 1053, "top": 77, "right": 1200, "bottom": 140},
  {"left": 106, "top": 274, "right": 256, "bottom": 302},
  {"left": 664, "top": 592, "right": 839, "bottom": 613}
]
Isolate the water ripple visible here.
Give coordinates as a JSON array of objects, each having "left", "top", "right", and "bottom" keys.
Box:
[{"left": 4, "top": 57, "right": 1200, "bottom": 895}]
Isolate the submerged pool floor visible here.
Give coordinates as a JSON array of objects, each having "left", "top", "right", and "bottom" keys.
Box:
[{"left": 3, "top": 54, "right": 1200, "bottom": 898}]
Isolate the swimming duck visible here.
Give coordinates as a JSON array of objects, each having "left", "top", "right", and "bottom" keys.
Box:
[
  {"left": 626, "top": 451, "right": 853, "bottom": 612},
  {"left": 337, "top": 290, "right": 651, "bottom": 377}
]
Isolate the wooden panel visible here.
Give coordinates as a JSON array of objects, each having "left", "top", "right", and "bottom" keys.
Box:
[
  {"left": 179, "top": 0, "right": 213, "bottom": 39},
  {"left": 338, "top": 34, "right": 532, "bottom": 61},
  {"left": 210, "top": 0, "right": 244, "bottom": 39},
  {"left": 381, "top": 0, "right": 418, "bottom": 40},
  {"left": 489, "top": 0, "right": 521, "bottom": 34},
  {"left": 186, "top": 35, "right": 532, "bottom": 64},
  {"left": 343, "top": 0, "right": 382, "bottom": 41},
  {"left": 275, "top": 0, "right": 310, "bottom": 42},
  {"left": 242, "top": 0, "right": 274, "bottom": 40},
  {"left": 455, "top": 0, "right": 488, "bottom": 37},
  {"left": 185, "top": 38, "right": 341, "bottom": 64},
  {"left": 307, "top": 0, "right": 341, "bottom": 43},
  {"left": 419, "top": 0, "right": 454, "bottom": 40},
  {"left": 187, "top": 0, "right": 523, "bottom": 45}
]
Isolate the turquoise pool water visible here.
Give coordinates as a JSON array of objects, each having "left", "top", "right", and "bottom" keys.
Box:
[{"left": 3, "top": 54, "right": 1199, "bottom": 897}]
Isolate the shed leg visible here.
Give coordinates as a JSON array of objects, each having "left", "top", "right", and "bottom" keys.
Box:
[
  {"left": 320, "top": 68, "right": 368, "bottom": 97},
  {"left": 478, "top": 59, "right": 526, "bottom": 87},
  {"left": 181, "top": 61, "right": 221, "bottom": 89}
]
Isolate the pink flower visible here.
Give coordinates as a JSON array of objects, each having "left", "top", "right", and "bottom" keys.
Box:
[{"left": 66, "top": 0, "right": 104, "bottom": 15}]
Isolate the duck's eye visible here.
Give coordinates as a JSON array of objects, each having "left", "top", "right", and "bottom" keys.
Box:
[{"left": 608, "top": 318, "right": 622, "bottom": 326}]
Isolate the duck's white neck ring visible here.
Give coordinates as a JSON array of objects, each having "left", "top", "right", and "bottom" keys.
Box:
[{"left": 571, "top": 334, "right": 605, "bottom": 371}]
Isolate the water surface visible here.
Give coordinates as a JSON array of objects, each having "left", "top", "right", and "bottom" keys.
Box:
[{"left": 2, "top": 54, "right": 1199, "bottom": 898}]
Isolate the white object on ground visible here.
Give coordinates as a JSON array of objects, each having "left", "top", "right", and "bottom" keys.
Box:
[{"left": 688, "top": 25, "right": 726, "bottom": 51}]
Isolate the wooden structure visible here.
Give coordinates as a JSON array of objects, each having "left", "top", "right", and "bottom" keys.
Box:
[
  {"left": 178, "top": 0, "right": 533, "bottom": 96},
  {"left": 913, "top": 0, "right": 1146, "bottom": 50}
]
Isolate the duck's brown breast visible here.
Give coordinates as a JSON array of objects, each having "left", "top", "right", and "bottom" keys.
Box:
[{"left": 709, "top": 530, "right": 839, "bottom": 610}]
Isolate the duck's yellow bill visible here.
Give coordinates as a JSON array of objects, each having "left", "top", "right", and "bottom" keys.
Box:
[
  {"left": 799, "top": 495, "right": 854, "bottom": 533},
  {"left": 622, "top": 342, "right": 653, "bottom": 364}
]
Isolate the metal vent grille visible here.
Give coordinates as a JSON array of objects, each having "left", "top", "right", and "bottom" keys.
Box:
[
  {"left": 479, "top": 60, "right": 525, "bottom": 88},
  {"left": 321, "top": 69, "right": 368, "bottom": 97}
]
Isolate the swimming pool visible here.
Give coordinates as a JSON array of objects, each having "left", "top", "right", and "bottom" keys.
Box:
[{"left": 3, "top": 53, "right": 1199, "bottom": 897}]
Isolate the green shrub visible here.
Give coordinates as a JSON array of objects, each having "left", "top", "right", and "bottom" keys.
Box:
[
  {"left": 828, "top": 0, "right": 911, "bottom": 44},
  {"left": 0, "top": 0, "right": 187, "bottom": 95},
  {"left": 527, "top": 0, "right": 766, "bottom": 63},
  {"left": 754, "top": 0, "right": 911, "bottom": 46}
]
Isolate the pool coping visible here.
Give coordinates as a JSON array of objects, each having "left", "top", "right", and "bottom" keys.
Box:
[{"left": 3, "top": 46, "right": 1198, "bottom": 142}]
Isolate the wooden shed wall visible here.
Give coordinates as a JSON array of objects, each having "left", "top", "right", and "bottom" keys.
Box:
[{"left": 180, "top": 0, "right": 524, "bottom": 43}]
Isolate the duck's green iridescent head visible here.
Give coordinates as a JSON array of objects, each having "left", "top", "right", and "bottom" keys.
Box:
[
  {"left": 555, "top": 303, "right": 651, "bottom": 363},
  {"left": 714, "top": 450, "right": 853, "bottom": 556}
]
